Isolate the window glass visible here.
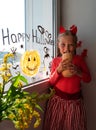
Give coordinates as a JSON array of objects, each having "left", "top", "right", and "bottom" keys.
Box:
[
  {"left": 0, "top": 0, "right": 25, "bottom": 91},
  {"left": 24, "top": 0, "right": 54, "bottom": 83},
  {"left": 0, "top": 0, "right": 55, "bottom": 89},
  {"left": 0, "top": 0, "right": 25, "bottom": 54}
]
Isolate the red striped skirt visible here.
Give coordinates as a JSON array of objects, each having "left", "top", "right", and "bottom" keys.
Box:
[{"left": 43, "top": 93, "right": 87, "bottom": 130}]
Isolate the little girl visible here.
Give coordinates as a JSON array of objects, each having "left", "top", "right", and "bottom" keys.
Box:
[{"left": 43, "top": 25, "right": 91, "bottom": 130}]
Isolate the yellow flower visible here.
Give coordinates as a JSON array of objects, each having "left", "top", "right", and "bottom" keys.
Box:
[
  {"left": 14, "top": 121, "right": 20, "bottom": 130},
  {"left": 6, "top": 72, "right": 12, "bottom": 77},
  {"left": 29, "top": 114, "right": 33, "bottom": 121},
  {"left": 2, "top": 73, "right": 11, "bottom": 82},
  {"left": 3, "top": 53, "right": 14, "bottom": 63},
  {"left": 8, "top": 113, "right": 15, "bottom": 120},
  {"left": 18, "top": 81, "right": 23, "bottom": 87},
  {"left": 15, "top": 99, "right": 21, "bottom": 104},
  {"left": 24, "top": 122, "right": 28, "bottom": 128},
  {"left": 32, "top": 110, "right": 41, "bottom": 128},
  {"left": 0, "top": 67, "right": 7, "bottom": 71},
  {"left": 24, "top": 103, "right": 30, "bottom": 109},
  {"left": 18, "top": 109, "right": 23, "bottom": 115}
]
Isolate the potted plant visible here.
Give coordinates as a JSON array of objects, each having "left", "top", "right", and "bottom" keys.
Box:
[{"left": 0, "top": 53, "right": 54, "bottom": 130}]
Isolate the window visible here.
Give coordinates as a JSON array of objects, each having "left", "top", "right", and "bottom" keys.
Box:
[{"left": 0, "top": 0, "right": 58, "bottom": 89}]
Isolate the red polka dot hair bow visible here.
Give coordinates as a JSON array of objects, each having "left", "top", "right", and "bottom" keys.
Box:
[{"left": 59, "top": 25, "right": 77, "bottom": 35}]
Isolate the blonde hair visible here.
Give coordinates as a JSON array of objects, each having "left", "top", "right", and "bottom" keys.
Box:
[{"left": 57, "top": 30, "right": 78, "bottom": 44}]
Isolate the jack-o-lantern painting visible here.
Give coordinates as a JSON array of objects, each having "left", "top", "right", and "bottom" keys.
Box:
[{"left": 20, "top": 50, "right": 41, "bottom": 76}]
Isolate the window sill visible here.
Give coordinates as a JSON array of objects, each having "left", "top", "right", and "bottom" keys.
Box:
[{"left": 23, "top": 78, "right": 50, "bottom": 93}]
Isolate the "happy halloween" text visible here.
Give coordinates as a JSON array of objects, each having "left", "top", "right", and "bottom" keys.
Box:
[{"left": 1, "top": 25, "right": 54, "bottom": 46}]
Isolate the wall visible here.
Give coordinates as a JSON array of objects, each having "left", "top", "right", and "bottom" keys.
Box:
[{"left": 61, "top": 0, "right": 96, "bottom": 130}]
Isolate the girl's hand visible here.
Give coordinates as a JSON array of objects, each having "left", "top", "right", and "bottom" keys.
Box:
[
  {"left": 68, "top": 64, "right": 82, "bottom": 77},
  {"left": 57, "top": 59, "right": 71, "bottom": 74},
  {"left": 57, "top": 60, "right": 82, "bottom": 77}
]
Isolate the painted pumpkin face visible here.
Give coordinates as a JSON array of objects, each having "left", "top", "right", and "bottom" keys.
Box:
[{"left": 20, "top": 50, "right": 41, "bottom": 76}]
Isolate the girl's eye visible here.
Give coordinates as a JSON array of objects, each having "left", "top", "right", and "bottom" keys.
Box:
[
  {"left": 60, "top": 43, "right": 65, "bottom": 47},
  {"left": 69, "top": 44, "right": 75, "bottom": 47}
]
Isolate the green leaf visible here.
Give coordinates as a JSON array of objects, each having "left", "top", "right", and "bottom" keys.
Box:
[
  {"left": 11, "top": 74, "right": 28, "bottom": 87},
  {"left": 23, "top": 91, "right": 30, "bottom": 95},
  {"left": 35, "top": 104, "right": 43, "bottom": 112},
  {"left": 31, "top": 92, "right": 39, "bottom": 98},
  {"left": 19, "top": 75, "right": 28, "bottom": 84},
  {"left": 12, "top": 74, "right": 21, "bottom": 87}
]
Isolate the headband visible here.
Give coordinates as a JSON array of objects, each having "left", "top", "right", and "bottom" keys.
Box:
[{"left": 59, "top": 25, "right": 77, "bottom": 34}]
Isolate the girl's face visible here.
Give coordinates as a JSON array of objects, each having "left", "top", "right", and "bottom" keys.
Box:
[{"left": 58, "top": 35, "right": 76, "bottom": 55}]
